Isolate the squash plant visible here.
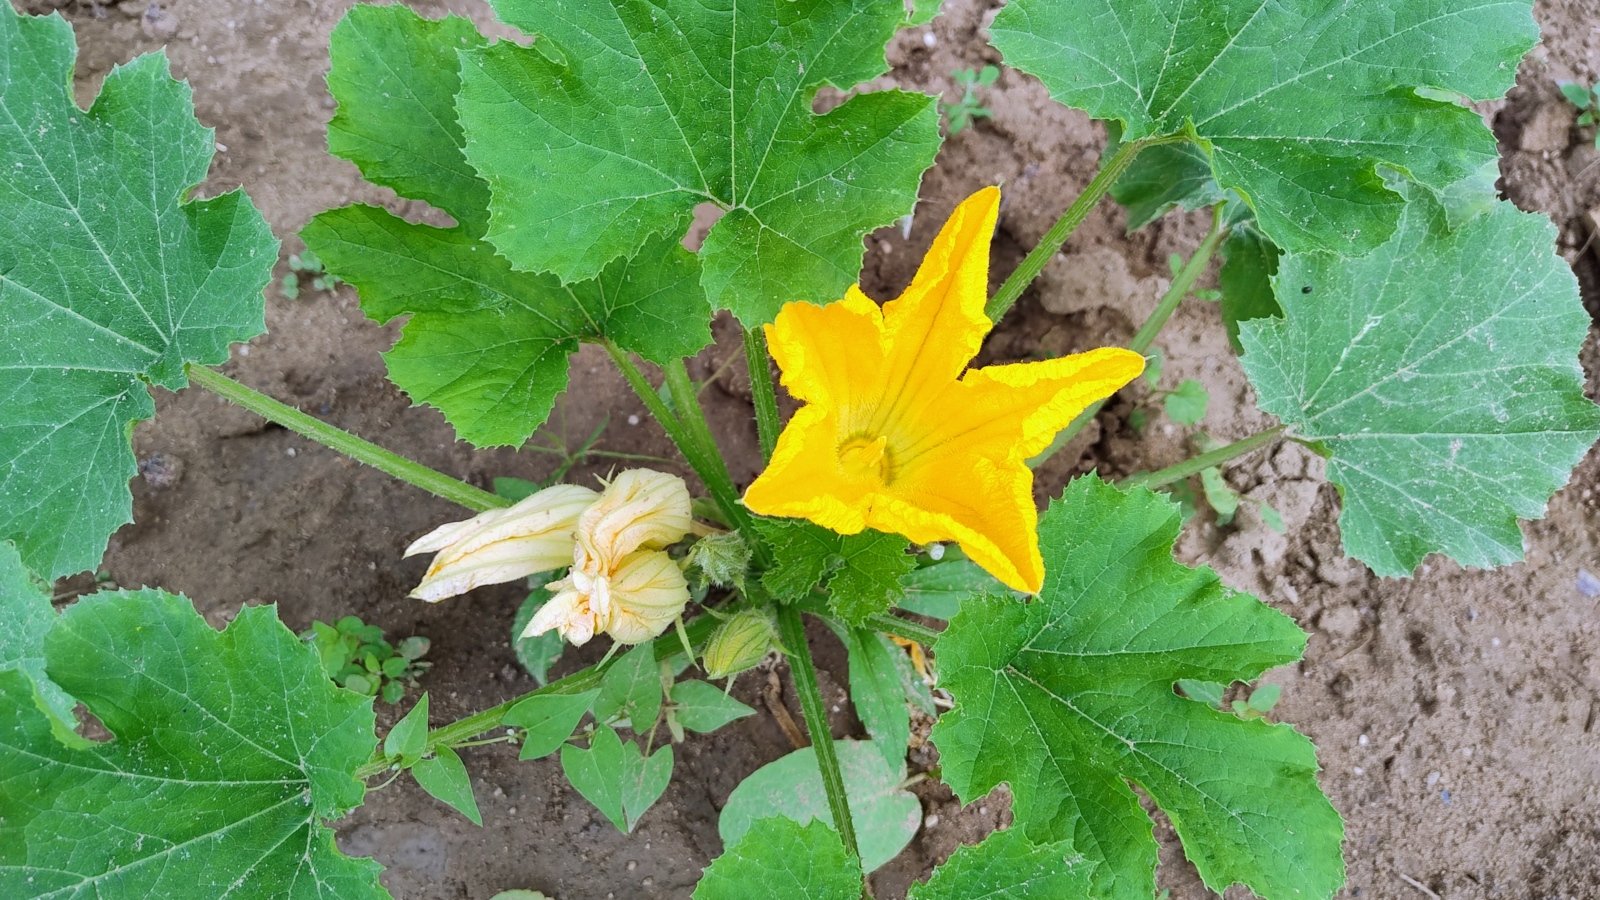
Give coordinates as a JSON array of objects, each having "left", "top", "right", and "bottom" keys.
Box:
[{"left": 2, "top": 1, "right": 1596, "bottom": 898}]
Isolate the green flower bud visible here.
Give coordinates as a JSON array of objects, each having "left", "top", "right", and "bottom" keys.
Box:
[
  {"left": 686, "top": 531, "right": 752, "bottom": 588},
  {"left": 702, "top": 609, "right": 778, "bottom": 680}
]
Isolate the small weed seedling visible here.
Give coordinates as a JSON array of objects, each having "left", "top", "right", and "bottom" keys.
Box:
[
  {"left": 1559, "top": 81, "right": 1600, "bottom": 146},
  {"left": 942, "top": 65, "right": 998, "bottom": 133},
  {"left": 305, "top": 615, "right": 431, "bottom": 704},
  {"left": 279, "top": 249, "right": 342, "bottom": 300}
]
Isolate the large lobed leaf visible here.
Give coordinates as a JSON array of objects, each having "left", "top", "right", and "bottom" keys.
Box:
[
  {"left": 1241, "top": 198, "right": 1600, "bottom": 576},
  {"left": 456, "top": 0, "right": 942, "bottom": 323},
  {"left": 931, "top": 476, "right": 1342, "bottom": 899},
  {"left": 908, "top": 829, "right": 1097, "bottom": 900},
  {"left": 991, "top": 0, "right": 1536, "bottom": 254},
  {"left": 0, "top": 5, "right": 275, "bottom": 578},
  {"left": 304, "top": 6, "right": 710, "bottom": 448},
  {"left": 0, "top": 542, "right": 76, "bottom": 740},
  {"left": 0, "top": 590, "right": 384, "bottom": 898},
  {"left": 694, "top": 818, "right": 862, "bottom": 900}
]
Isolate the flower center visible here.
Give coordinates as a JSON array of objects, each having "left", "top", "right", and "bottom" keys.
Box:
[{"left": 838, "top": 434, "right": 895, "bottom": 485}]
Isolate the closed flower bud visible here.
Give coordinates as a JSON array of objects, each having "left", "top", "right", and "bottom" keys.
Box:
[
  {"left": 405, "top": 484, "right": 598, "bottom": 603},
  {"left": 685, "top": 531, "right": 751, "bottom": 588},
  {"left": 526, "top": 549, "right": 690, "bottom": 646},
  {"left": 574, "top": 469, "right": 692, "bottom": 573},
  {"left": 702, "top": 609, "right": 779, "bottom": 680}
]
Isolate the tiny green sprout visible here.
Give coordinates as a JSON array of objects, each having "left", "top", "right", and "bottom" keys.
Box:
[
  {"left": 1559, "top": 81, "right": 1600, "bottom": 147},
  {"left": 1233, "top": 683, "right": 1283, "bottom": 719},
  {"left": 1199, "top": 466, "right": 1240, "bottom": 526},
  {"left": 1163, "top": 379, "right": 1209, "bottom": 425},
  {"left": 1142, "top": 349, "right": 1164, "bottom": 387},
  {"left": 943, "top": 65, "right": 999, "bottom": 134},
  {"left": 279, "top": 249, "right": 343, "bottom": 300},
  {"left": 304, "top": 615, "right": 431, "bottom": 704}
]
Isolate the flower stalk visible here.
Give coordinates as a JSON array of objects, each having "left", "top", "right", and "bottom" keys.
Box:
[
  {"left": 1120, "top": 425, "right": 1287, "bottom": 490},
  {"left": 1030, "top": 204, "right": 1231, "bottom": 467},
  {"left": 743, "top": 327, "right": 782, "bottom": 461},
  {"left": 987, "top": 136, "right": 1173, "bottom": 322},
  {"left": 187, "top": 365, "right": 506, "bottom": 512},
  {"left": 776, "top": 605, "right": 863, "bottom": 865}
]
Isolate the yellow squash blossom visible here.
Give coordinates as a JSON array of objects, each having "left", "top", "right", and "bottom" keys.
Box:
[
  {"left": 405, "top": 484, "right": 598, "bottom": 602},
  {"left": 572, "top": 468, "right": 692, "bottom": 574},
  {"left": 743, "top": 187, "right": 1144, "bottom": 594}
]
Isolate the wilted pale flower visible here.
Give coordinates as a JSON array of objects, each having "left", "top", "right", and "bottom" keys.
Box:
[
  {"left": 522, "top": 469, "right": 695, "bottom": 647},
  {"left": 573, "top": 468, "right": 692, "bottom": 573},
  {"left": 404, "top": 484, "right": 597, "bottom": 602},
  {"left": 529, "top": 549, "right": 691, "bottom": 646}
]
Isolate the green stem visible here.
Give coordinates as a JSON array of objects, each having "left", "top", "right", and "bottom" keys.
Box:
[
  {"left": 777, "top": 605, "right": 861, "bottom": 864},
  {"left": 1119, "top": 425, "right": 1286, "bottom": 490},
  {"left": 355, "top": 614, "right": 719, "bottom": 779},
  {"left": 868, "top": 612, "right": 942, "bottom": 647},
  {"left": 1029, "top": 204, "right": 1230, "bottom": 468},
  {"left": 987, "top": 137, "right": 1164, "bottom": 323},
  {"left": 742, "top": 327, "right": 781, "bottom": 462},
  {"left": 188, "top": 366, "right": 506, "bottom": 512},
  {"left": 603, "top": 343, "right": 751, "bottom": 535}
]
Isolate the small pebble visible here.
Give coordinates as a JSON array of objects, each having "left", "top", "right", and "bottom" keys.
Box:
[
  {"left": 627, "top": 414, "right": 640, "bottom": 426},
  {"left": 1577, "top": 569, "right": 1600, "bottom": 598},
  {"left": 928, "top": 543, "right": 946, "bottom": 561},
  {"left": 285, "top": 447, "right": 297, "bottom": 458},
  {"left": 1440, "top": 790, "right": 1452, "bottom": 805},
  {"left": 922, "top": 31, "right": 936, "bottom": 48},
  {"left": 1426, "top": 771, "right": 1441, "bottom": 787},
  {"left": 1357, "top": 734, "right": 1369, "bottom": 747},
  {"left": 924, "top": 814, "right": 940, "bottom": 829}
]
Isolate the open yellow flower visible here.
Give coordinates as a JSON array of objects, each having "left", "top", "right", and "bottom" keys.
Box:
[{"left": 743, "top": 186, "right": 1144, "bottom": 593}]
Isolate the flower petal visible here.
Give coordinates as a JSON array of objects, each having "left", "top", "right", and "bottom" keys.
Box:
[
  {"left": 525, "top": 584, "right": 599, "bottom": 646},
  {"left": 743, "top": 405, "right": 875, "bottom": 535},
  {"left": 879, "top": 186, "right": 1000, "bottom": 389},
  {"left": 576, "top": 468, "right": 692, "bottom": 570},
  {"left": 872, "top": 456, "right": 1044, "bottom": 594},
  {"left": 404, "top": 484, "right": 597, "bottom": 602},
  {"left": 603, "top": 550, "right": 691, "bottom": 644},
  {"left": 900, "top": 347, "right": 1147, "bottom": 471},
  {"left": 765, "top": 286, "right": 885, "bottom": 410}
]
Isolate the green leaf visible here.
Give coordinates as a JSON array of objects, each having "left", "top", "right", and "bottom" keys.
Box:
[
  {"left": 909, "top": 829, "right": 1096, "bottom": 899},
  {"left": 512, "top": 587, "right": 566, "bottom": 685},
  {"left": 455, "top": 0, "right": 941, "bottom": 323},
  {"left": 991, "top": 0, "right": 1536, "bottom": 254},
  {"left": 1177, "top": 679, "right": 1227, "bottom": 708},
  {"left": 898, "top": 557, "right": 1003, "bottom": 620},
  {"left": 560, "top": 726, "right": 673, "bottom": 833},
  {"left": 0, "top": 591, "right": 384, "bottom": 897},
  {"left": 1110, "top": 135, "right": 1226, "bottom": 231},
  {"left": 719, "top": 740, "right": 919, "bottom": 874},
  {"left": 931, "top": 476, "right": 1342, "bottom": 899},
  {"left": 412, "top": 746, "right": 483, "bottom": 826},
  {"left": 756, "top": 519, "right": 913, "bottom": 623},
  {"left": 1199, "top": 466, "right": 1240, "bottom": 526},
  {"left": 1248, "top": 683, "right": 1283, "bottom": 714},
  {"left": 1218, "top": 227, "right": 1282, "bottom": 353},
  {"left": 0, "top": 542, "right": 77, "bottom": 740},
  {"left": 1559, "top": 81, "right": 1594, "bottom": 109},
  {"left": 905, "top": 0, "right": 944, "bottom": 27},
  {"left": 1163, "top": 379, "right": 1208, "bottom": 425},
  {"left": 695, "top": 817, "right": 863, "bottom": 900},
  {"left": 1240, "top": 198, "right": 1600, "bottom": 576},
  {"left": 0, "top": 6, "right": 276, "bottom": 579},
  {"left": 831, "top": 626, "right": 910, "bottom": 773},
  {"left": 594, "top": 643, "right": 663, "bottom": 729},
  {"left": 385, "top": 693, "right": 430, "bottom": 766},
  {"left": 669, "top": 680, "right": 756, "bottom": 734},
  {"left": 305, "top": 5, "right": 710, "bottom": 448},
  {"left": 505, "top": 689, "right": 600, "bottom": 760}
]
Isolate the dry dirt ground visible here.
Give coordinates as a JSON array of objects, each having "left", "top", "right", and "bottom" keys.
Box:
[{"left": 29, "top": 0, "right": 1600, "bottom": 897}]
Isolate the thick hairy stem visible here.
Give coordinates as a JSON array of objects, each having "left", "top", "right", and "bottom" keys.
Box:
[
  {"left": 188, "top": 365, "right": 506, "bottom": 512},
  {"left": 1030, "top": 204, "right": 1231, "bottom": 467},
  {"left": 603, "top": 343, "right": 751, "bottom": 534},
  {"left": 1120, "top": 425, "right": 1287, "bottom": 490},
  {"left": 355, "top": 614, "right": 719, "bottom": 779},
  {"left": 742, "top": 327, "right": 782, "bottom": 462},
  {"left": 987, "top": 137, "right": 1169, "bottom": 323},
  {"left": 776, "top": 605, "right": 862, "bottom": 864}
]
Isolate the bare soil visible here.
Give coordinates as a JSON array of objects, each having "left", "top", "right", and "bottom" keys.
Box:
[{"left": 36, "top": 0, "right": 1600, "bottom": 897}]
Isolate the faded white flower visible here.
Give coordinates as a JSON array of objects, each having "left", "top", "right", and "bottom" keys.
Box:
[{"left": 404, "top": 484, "right": 597, "bottom": 603}]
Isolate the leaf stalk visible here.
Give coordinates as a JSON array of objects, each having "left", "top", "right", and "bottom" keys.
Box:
[
  {"left": 776, "top": 605, "right": 863, "bottom": 866},
  {"left": 742, "top": 326, "right": 782, "bottom": 461},
  {"left": 187, "top": 365, "right": 506, "bottom": 512},
  {"left": 1119, "top": 425, "right": 1287, "bottom": 490}
]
